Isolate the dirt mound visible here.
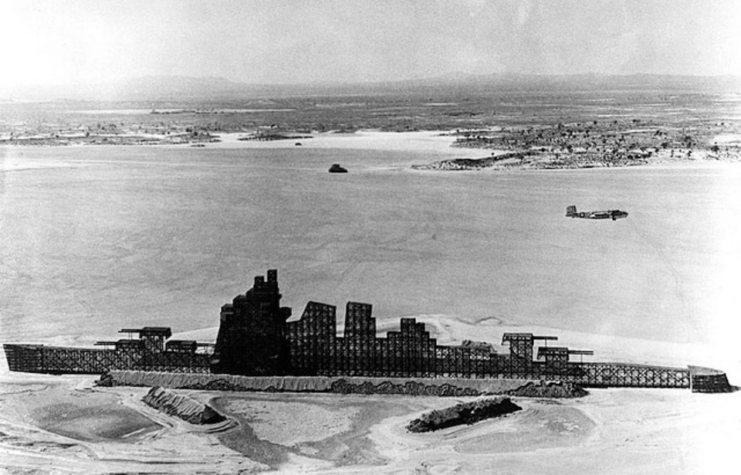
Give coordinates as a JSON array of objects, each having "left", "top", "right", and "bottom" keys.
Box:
[
  {"left": 407, "top": 397, "right": 521, "bottom": 433},
  {"left": 98, "top": 371, "right": 539, "bottom": 395},
  {"left": 505, "top": 381, "right": 588, "bottom": 398},
  {"left": 142, "top": 386, "right": 225, "bottom": 425},
  {"left": 330, "top": 379, "right": 483, "bottom": 397}
]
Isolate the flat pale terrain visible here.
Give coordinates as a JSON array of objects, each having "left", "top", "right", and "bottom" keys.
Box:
[
  {"left": 1, "top": 319, "right": 740, "bottom": 474},
  {"left": 1, "top": 131, "right": 740, "bottom": 473}
]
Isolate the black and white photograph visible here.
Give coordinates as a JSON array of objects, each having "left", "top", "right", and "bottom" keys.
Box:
[{"left": 1, "top": 1, "right": 739, "bottom": 473}]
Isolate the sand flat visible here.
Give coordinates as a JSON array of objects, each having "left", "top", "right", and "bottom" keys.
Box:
[
  {"left": 1, "top": 130, "right": 740, "bottom": 473},
  {"left": 365, "top": 390, "right": 741, "bottom": 475},
  {"left": 1, "top": 328, "right": 740, "bottom": 474},
  {"left": 222, "top": 399, "right": 360, "bottom": 446},
  {"left": 0, "top": 373, "right": 267, "bottom": 473},
  {"left": 206, "top": 130, "right": 493, "bottom": 158}
]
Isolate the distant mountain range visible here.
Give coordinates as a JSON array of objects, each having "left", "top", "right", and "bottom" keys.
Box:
[
  {"left": 2, "top": 73, "right": 739, "bottom": 102},
  {"left": 407, "top": 72, "right": 741, "bottom": 90}
]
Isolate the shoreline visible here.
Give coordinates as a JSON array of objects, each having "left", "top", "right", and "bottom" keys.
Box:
[
  {"left": 2, "top": 129, "right": 738, "bottom": 174},
  {"left": 0, "top": 130, "right": 492, "bottom": 159}
]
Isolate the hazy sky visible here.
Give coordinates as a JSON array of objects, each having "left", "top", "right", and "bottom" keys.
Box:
[{"left": 1, "top": 0, "right": 739, "bottom": 87}]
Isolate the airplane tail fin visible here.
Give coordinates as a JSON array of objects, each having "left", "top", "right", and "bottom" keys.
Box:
[{"left": 566, "top": 205, "right": 577, "bottom": 217}]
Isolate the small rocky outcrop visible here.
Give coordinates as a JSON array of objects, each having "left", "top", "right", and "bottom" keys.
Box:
[
  {"left": 96, "top": 372, "right": 115, "bottom": 387},
  {"left": 411, "top": 152, "right": 524, "bottom": 171},
  {"left": 406, "top": 397, "right": 521, "bottom": 433},
  {"left": 142, "top": 386, "right": 225, "bottom": 425}
]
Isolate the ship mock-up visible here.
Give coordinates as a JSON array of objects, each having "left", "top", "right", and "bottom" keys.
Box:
[{"left": 3, "top": 270, "right": 732, "bottom": 393}]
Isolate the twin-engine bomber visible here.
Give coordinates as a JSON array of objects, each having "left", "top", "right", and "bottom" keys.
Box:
[
  {"left": 566, "top": 205, "right": 628, "bottom": 220},
  {"left": 2, "top": 270, "right": 731, "bottom": 393}
]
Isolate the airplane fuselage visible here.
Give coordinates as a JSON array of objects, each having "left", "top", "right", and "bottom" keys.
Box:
[{"left": 566, "top": 206, "right": 628, "bottom": 221}]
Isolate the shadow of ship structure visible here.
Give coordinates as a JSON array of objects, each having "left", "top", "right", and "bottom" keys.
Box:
[{"left": 3, "top": 270, "right": 732, "bottom": 393}]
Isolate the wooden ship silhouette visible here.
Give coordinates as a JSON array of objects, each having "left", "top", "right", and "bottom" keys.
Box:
[{"left": 3, "top": 270, "right": 732, "bottom": 393}]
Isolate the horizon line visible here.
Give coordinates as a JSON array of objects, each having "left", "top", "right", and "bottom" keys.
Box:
[{"left": 3, "top": 71, "right": 741, "bottom": 91}]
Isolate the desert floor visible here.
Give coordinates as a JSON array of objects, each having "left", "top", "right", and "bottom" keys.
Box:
[
  {"left": 1, "top": 131, "right": 740, "bottom": 473},
  {"left": 1, "top": 320, "right": 740, "bottom": 474}
]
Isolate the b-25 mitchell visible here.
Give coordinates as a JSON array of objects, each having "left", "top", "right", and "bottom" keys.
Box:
[{"left": 566, "top": 205, "right": 628, "bottom": 221}]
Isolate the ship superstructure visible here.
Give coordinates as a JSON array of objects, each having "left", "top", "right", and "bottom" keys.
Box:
[{"left": 3, "top": 270, "right": 731, "bottom": 392}]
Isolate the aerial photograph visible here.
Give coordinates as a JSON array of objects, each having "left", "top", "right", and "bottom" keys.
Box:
[{"left": 1, "top": 0, "right": 740, "bottom": 473}]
